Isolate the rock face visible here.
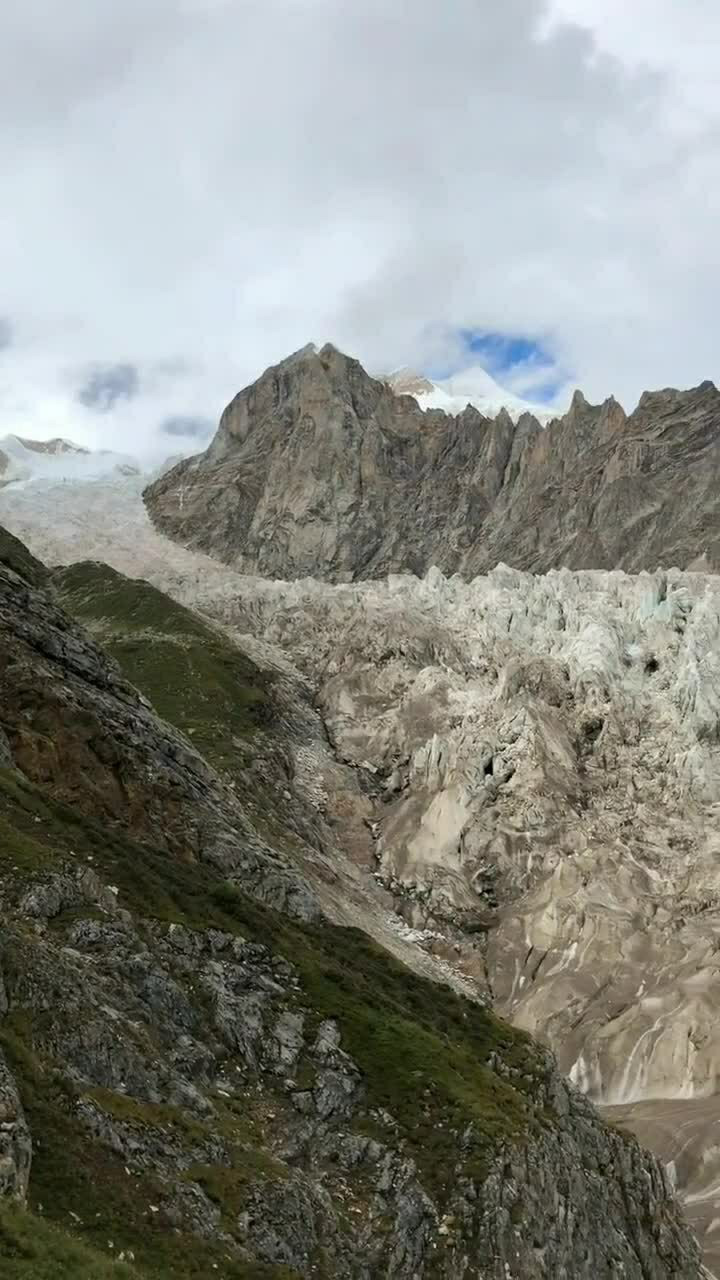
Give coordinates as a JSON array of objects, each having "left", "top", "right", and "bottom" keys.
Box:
[
  {"left": 0, "top": 524, "right": 704, "bottom": 1277},
  {"left": 143, "top": 344, "right": 720, "bottom": 581},
  {"left": 144, "top": 342, "right": 544, "bottom": 581},
  {"left": 0, "top": 1050, "right": 31, "bottom": 1200}
]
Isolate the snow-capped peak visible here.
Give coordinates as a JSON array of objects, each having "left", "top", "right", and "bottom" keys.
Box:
[
  {"left": 0, "top": 433, "right": 142, "bottom": 488},
  {"left": 14, "top": 436, "right": 90, "bottom": 457},
  {"left": 385, "top": 366, "right": 563, "bottom": 426}
]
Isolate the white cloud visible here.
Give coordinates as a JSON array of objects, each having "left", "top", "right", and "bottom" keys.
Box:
[
  {"left": 0, "top": 0, "right": 719, "bottom": 454},
  {"left": 545, "top": 1, "right": 720, "bottom": 120}
]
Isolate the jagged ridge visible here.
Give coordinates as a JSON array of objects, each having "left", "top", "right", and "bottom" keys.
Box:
[{"left": 143, "top": 343, "right": 720, "bottom": 581}]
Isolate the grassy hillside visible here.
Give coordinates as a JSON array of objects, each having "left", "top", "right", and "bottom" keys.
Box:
[
  {"left": 0, "top": 1201, "right": 141, "bottom": 1280},
  {"left": 52, "top": 562, "right": 272, "bottom": 775},
  {"left": 0, "top": 549, "right": 550, "bottom": 1275}
]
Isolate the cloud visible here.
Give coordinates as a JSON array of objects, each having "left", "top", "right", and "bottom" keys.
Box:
[
  {"left": 160, "top": 414, "right": 213, "bottom": 439},
  {"left": 0, "top": 319, "right": 12, "bottom": 351},
  {"left": 0, "top": 0, "right": 719, "bottom": 454},
  {"left": 76, "top": 363, "right": 140, "bottom": 412},
  {"left": 545, "top": 1, "right": 720, "bottom": 119}
]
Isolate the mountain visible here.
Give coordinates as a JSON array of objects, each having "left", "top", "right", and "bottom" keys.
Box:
[
  {"left": 144, "top": 343, "right": 720, "bottom": 582},
  {"left": 0, "top": 522, "right": 703, "bottom": 1277},
  {"left": 3, "top": 464, "right": 720, "bottom": 1269},
  {"left": 6, "top": 343, "right": 720, "bottom": 1271},
  {"left": 384, "top": 365, "right": 561, "bottom": 425},
  {"left": 144, "top": 342, "right": 549, "bottom": 581},
  {"left": 0, "top": 433, "right": 141, "bottom": 487}
]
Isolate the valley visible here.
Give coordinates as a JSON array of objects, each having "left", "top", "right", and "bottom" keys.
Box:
[{"left": 2, "top": 344, "right": 720, "bottom": 1275}]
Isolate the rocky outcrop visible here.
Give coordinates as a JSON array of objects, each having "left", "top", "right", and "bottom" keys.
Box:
[
  {"left": 143, "top": 342, "right": 541, "bottom": 581},
  {"left": 467, "top": 383, "right": 720, "bottom": 575},
  {"left": 0, "top": 526, "right": 704, "bottom": 1277},
  {"left": 0, "top": 1049, "right": 31, "bottom": 1200},
  {"left": 143, "top": 344, "right": 720, "bottom": 581}
]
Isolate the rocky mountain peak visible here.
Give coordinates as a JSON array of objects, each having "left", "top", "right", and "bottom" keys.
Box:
[
  {"left": 145, "top": 341, "right": 564, "bottom": 583},
  {"left": 384, "top": 367, "right": 436, "bottom": 397},
  {"left": 494, "top": 405, "right": 515, "bottom": 428},
  {"left": 568, "top": 388, "right": 591, "bottom": 412},
  {"left": 206, "top": 340, "right": 388, "bottom": 465},
  {"left": 636, "top": 379, "right": 720, "bottom": 413},
  {"left": 145, "top": 342, "right": 720, "bottom": 581}
]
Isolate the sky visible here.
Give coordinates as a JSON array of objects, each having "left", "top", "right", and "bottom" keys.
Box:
[{"left": 1, "top": 0, "right": 719, "bottom": 456}]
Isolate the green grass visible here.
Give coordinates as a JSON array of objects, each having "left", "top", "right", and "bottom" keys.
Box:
[
  {"left": 0, "top": 763, "right": 546, "bottom": 1203},
  {"left": 84, "top": 1089, "right": 209, "bottom": 1143},
  {"left": 0, "top": 1201, "right": 141, "bottom": 1279},
  {"left": 51, "top": 563, "right": 214, "bottom": 640},
  {"left": 0, "top": 809, "right": 58, "bottom": 874},
  {"left": 0, "top": 1019, "right": 294, "bottom": 1280},
  {"left": 207, "top": 888, "right": 544, "bottom": 1194},
  {"left": 51, "top": 562, "right": 308, "bottom": 857},
  {"left": 0, "top": 526, "right": 47, "bottom": 588},
  {"left": 186, "top": 1150, "right": 290, "bottom": 1231},
  {"left": 52, "top": 562, "right": 272, "bottom": 773}
]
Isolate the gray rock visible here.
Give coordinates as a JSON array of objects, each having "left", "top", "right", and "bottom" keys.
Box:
[
  {"left": 144, "top": 344, "right": 720, "bottom": 582},
  {"left": 0, "top": 1049, "right": 31, "bottom": 1200},
  {"left": 143, "top": 342, "right": 534, "bottom": 582}
]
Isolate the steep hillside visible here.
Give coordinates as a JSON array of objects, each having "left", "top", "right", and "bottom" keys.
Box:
[
  {"left": 0, "top": 527, "right": 703, "bottom": 1278},
  {"left": 5, "top": 477, "right": 720, "bottom": 1270},
  {"left": 143, "top": 343, "right": 720, "bottom": 581}
]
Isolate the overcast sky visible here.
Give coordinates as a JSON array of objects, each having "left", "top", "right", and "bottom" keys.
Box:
[{"left": 1, "top": 0, "right": 718, "bottom": 456}]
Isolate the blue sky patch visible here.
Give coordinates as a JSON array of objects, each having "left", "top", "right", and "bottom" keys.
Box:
[
  {"left": 460, "top": 330, "right": 553, "bottom": 372},
  {"left": 430, "top": 329, "right": 569, "bottom": 405}
]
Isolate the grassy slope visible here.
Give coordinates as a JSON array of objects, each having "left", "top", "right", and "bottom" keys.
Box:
[
  {"left": 52, "top": 562, "right": 272, "bottom": 775},
  {"left": 0, "top": 1201, "right": 140, "bottom": 1280},
  {"left": 0, "top": 767, "right": 544, "bottom": 1194},
  {"left": 0, "top": 554, "right": 551, "bottom": 1275}
]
